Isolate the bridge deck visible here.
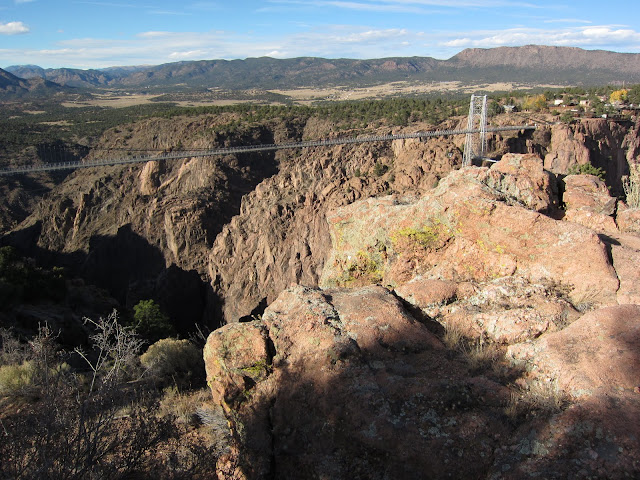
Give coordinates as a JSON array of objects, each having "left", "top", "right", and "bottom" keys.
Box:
[{"left": 0, "top": 125, "right": 535, "bottom": 176}]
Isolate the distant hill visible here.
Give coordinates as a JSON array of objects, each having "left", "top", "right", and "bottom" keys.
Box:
[
  {"left": 5, "top": 45, "right": 640, "bottom": 93},
  {"left": 447, "top": 45, "right": 640, "bottom": 85},
  {"left": 0, "top": 67, "right": 65, "bottom": 97},
  {"left": 6, "top": 65, "right": 115, "bottom": 89}
]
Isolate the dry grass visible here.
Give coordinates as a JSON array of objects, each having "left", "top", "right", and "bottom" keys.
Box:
[
  {"left": 61, "top": 80, "right": 571, "bottom": 110},
  {"left": 62, "top": 94, "right": 161, "bottom": 108},
  {"left": 623, "top": 163, "right": 640, "bottom": 208},
  {"left": 270, "top": 81, "right": 567, "bottom": 104},
  {"left": 158, "top": 387, "right": 232, "bottom": 458},
  {"left": 159, "top": 387, "right": 211, "bottom": 425},
  {"left": 462, "top": 337, "right": 501, "bottom": 372},
  {"left": 505, "top": 378, "right": 567, "bottom": 419},
  {"left": 442, "top": 321, "right": 466, "bottom": 351},
  {"left": 442, "top": 321, "right": 500, "bottom": 372}
]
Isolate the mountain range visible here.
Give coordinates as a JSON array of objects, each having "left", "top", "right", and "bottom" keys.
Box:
[
  {"left": 3, "top": 45, "right": 640, "bottom": 96},
  {"left": 0, "top": 67, "right": 65, "bottom": 97}
]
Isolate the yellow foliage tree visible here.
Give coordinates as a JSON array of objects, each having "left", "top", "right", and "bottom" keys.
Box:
[
  {"left": 522, "top": 94, "right": 547, "bottom": 112},
  {"left": 610, "top": 89, "right": 628, "bottom": 103}
]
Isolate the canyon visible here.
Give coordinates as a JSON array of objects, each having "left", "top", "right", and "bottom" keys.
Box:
[{"left": 2, "top": 108, "right": 640, "bottom": 478}]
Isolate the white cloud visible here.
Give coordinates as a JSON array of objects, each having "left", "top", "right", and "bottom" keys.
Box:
[
  {"left": 15, "top": 0, "right": 35, "bottom": 4},
  {"left": 438, "top": 25, "right": 640, "bottom": 52},
  {"left": 137, "top": 31, "right": 173, "bottom": 38},
  {"left": 169, "top": 50, "right": 207, "bottom": 59},
  {"left": 0, "top": 25, "right": 417, "bottom": 68},
  {"left": 3, "top": 21, "right": 640, "bottom": 69},
  {"left": 0, "top": 21, "right": 29, "bottom": 35}
]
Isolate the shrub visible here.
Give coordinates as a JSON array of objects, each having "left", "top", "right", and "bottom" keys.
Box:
[
  {"left": 141, "top": 338, "right": 204, "bottom": 388},
  {"left": 77, "top": 311, "right": 145, "bottom": 391},
  {"left": 567, "top": 163, "right": 606, "bottom": 181},
  {"left": 560, "top": 112, "right": 574, "bottom": 123},
  {"left": 0, "top": 247, "right": 66, "bottom": 309},
  {"left": 0, "top": 361, "right": 36, "bottom": 396},
  {"left": 133, "top": 299, "right": 175, "bottom": 343},
  {"left": 623, "top": 164, "right": 640, "bottom": 208},
  {"left": 0, "top": 327, "right": 27, "bottom": 366},
  {"left": 0, "top": 314, "right": 219, "bottom": 477},
  {"left": 337, "top": 249, "right": 385, "bottom": 287},
  {"left": 522, "top": 94, "right": 547, "bottom": 112},
  {"left": 372, "top": 161, "right": 388, "bottom": 177}
]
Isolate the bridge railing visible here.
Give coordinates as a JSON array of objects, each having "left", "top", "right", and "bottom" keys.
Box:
[{"left": 0, "top": 125, "right": 535, "bottom": 176}]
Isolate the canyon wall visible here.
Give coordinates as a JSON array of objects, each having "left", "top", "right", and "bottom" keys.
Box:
[{"left": 2, "top": 114, "right": 638, "bottom": 330}]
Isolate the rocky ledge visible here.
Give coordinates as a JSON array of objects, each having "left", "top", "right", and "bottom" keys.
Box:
[{"left": 204, "top": 154, "right": 640, "bottom": 479}]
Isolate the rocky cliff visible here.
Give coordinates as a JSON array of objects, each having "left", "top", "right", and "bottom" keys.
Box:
[
  {"left": 1, "top": 113, "right": 286, "bottom": 329},
  {"left": 204, "top": 154, "right": 640, "bottom": 479},
  {"left": 3, "top": 104, "right": 640, "bottom": 477},
  {"left": 450, "top": 45, "right": 640, "bottom": 75},
  {"left": 3, "top": 113, "right": 639, "bottom": 333},
  {"left": 209, "top": 115, "right": 640, "bottom": 324}
]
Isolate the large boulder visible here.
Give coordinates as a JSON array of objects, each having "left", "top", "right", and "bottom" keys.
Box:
[
  {"left": 611, "top": 242, "right": 640, "bottom": 305},
  {"left": 499, "top": 305, "right": 640, "bottom": 478},
  {"left": 543, "top": 124, "right": 591, "bottom": 174},
  {"left": 484, "top": 153, "right": 558, "bottom": 213},
  {"left": 562, "top": 174, "right": 617, "bottom": 233},
  {"left": 321, "top": 166, "right": 620, "bottom": 308},
  {"left": 617, "top": 201, "right": 640, "bottom": 233},
  {"left": 507, "top": 304, "right": 640, "bottom": 398},
  {"left": 205, "top": 284, "right": 514, "bottom": 479},
  {"left": 205, "top": 286, "right": 640, "bottom": 479}
]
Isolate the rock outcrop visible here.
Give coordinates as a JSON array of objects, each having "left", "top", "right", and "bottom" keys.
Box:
[
  {"left": 205, "top": 285, "right": 640, "bottom": 479},
  {"left": 543, "top": 119, "right": 633, "bottom": 192},
  {"left": 207, "top": 117, "right": 640, "bottom": 324},
  {"left": 208, "top": 125, "right": 462, "bottom": 323},
  {"left": 205, "top": 285, "right": 511, "bottom": 479},
  {"left": 321, "top": 157, "right": 620, "bottom": 308},
  {"left": 204, "top": 151, "right": 640, "bottom": 478},
  {"left": 562, "top": 173, "right": 618, "bottom": 233}
]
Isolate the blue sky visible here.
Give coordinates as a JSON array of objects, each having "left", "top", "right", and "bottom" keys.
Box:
[{"left": 1, "top": 0, "right": 639, "bottom": 69}]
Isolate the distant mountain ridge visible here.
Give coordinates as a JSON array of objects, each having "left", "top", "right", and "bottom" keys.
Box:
[
  {"left": 4, "top": 45, "right": 640, "bottom": 93},
  {"left": 0, "top": 67, "right": 64, "bottom": 97},
  {"left": 450, "top": 45, "right": 640, "bottom": 73}
]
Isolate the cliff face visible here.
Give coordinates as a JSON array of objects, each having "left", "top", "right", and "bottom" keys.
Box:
[
  {"left": 209, "top": 116, "right": 640, "bottom": 324},
  {"left": 3, "top": 113, "right": 639, "bottom": 330},
  {"left": 3, "top": 114, "right": 285, "bottom": 329},
  {"left": 208, "top": 125, "right": 462, "bottom": 323}
]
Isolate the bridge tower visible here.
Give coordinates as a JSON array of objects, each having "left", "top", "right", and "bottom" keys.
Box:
[{"left": 462, "top": 94, "right": 488, "bottom": 167}]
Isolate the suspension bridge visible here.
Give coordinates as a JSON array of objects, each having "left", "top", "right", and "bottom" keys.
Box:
[{"left": 0, "top": 95, "right": 535, "bottom": 176}]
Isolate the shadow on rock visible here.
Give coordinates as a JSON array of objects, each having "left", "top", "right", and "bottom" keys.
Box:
[
  {"left": 204, "top": 285, "right": 640, "bottom": 479},
  {"left": 2, "top": 223, "right": 214, "bottom": 335}
]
